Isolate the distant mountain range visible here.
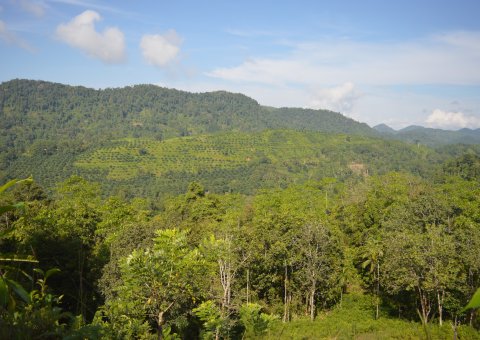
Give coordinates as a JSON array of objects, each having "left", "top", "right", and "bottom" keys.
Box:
[{"left": 373, "top": 124, "right": 480, "bottom": 146}]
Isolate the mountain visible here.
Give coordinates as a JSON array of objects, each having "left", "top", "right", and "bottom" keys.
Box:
[
  {"left": 0, "top": 79, "right": 375, "bottom": 144},
  {"left": 373, "top": 123, "right": 480, "bottom": 146},
  {"left": 398, "top": 125, "right": 424, "bottom": 133},
  {"left": 1, "top": 79, "right": 478, "bottom": 199},
  {"left": 373, "top": 124, "right": 396, "bottom": 134},
  {"left": 0, "top": 79, "right": 378, "bottom": 196},
  {"left": 393, "top": 126, "right": 480, "bottom": 146}
]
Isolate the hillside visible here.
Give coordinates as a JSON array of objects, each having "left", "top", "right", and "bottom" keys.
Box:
[
  {"left": 0, "top": 79, "right": 375, "bottom": 194},
  {"left": 9, "top": 129, "right": 444, "bottom": 199},
  {"left": 372, "top": 123, "right": 396, "bottom": 134},
  {"left": 374, "top": 124, "right": 480, "bottom": 146},
  {"left": 2, "top": 79, "right": 478, "bottom": 199},
  {"left": 0, "top": 79, "right": 374, "bottom": 164}
]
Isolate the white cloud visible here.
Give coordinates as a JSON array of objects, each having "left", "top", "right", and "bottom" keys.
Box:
[
  {"left": 207, "top": 31, "right": 480, "bottom": 86},
  {"left": 56, "top": 10, "right": 125, "bottom": 63},
  {"left": 203, "top": 30, "right": 480, "bottom": 128},
  {"left": 14, "top": 0, "right": 46, "bottom": 17},
  {"left": 0, "top": 20, "right": 34, "bottom": 51},
  {"left": 140, "top": 30, "right": 182, "bottom": 67},
  {"left": 426, "top": 109, "right": 480, "bottom": 129},
  {"left": 309, "top": 82, "right": 359, "bottom": 114}
]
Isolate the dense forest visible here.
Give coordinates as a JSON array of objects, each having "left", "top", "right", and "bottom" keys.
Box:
[{"left": 1, "top": 79, "right": 480, "bottom": 339}]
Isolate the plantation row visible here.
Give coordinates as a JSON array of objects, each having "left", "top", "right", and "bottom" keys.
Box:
[{"left": 74, "top": 131, "right": 434, "bottom": 182}]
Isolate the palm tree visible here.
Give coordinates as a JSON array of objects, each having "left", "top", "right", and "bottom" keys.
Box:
[{"left": 361, "top": 237, "right": 384, "bottom": 320}]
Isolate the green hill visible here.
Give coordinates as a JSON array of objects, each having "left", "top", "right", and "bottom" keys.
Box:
[
  {"left": 0, "top": 79, "right": 375, "bottom": 194},
  {"left": 0, "top": 79, "right": 374, "bottom": 155},
  {"left": 10, "top": 129, "right": 443, "bottom": 199},
  {"left": 373, "top": 124, "right": 480, "bottom": 146},
  {"left": 1, "top": 79, "right": 476, "bottom": 199}
]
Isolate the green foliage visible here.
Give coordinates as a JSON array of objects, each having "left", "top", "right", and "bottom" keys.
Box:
[
  {"left": 3, "top": 79, "right": 464, "bottom": 201},
  {"left": 443, "top": 153, "right": 480, "bottom": 180},
  {"left": 239, "top": 303, "right": 278, "bottom": 338},
  {"left": 462, "top": 288, "right": 480, "bottom": 313},
  {"left": 99, "top": 228, "right": 208, "bottom": 338},
  {"left": 67, "top": 130, "right": 443, "bottom": 200},
  {"left": 193, "top": 300, "right": 226, "bottom": 339},
  {"left": 0, "top": 177, "right": 33, "bottom": 214},
  {"left": 0, "top": 266, "right": 100, "bottom": 339},
  {"left": 1, "top": 79, "right": 375, "bottom": 193},
  {"left": 1, "top": 110, "right": 480, "bottom": 339}
]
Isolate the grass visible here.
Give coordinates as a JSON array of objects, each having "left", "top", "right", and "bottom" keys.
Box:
[{"left": 262, "top": 294, "right": 480, "bottom": 340}]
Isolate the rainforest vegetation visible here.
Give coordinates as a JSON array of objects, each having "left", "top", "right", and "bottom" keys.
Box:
[{"left": 1, "top": 79, "right": 480, "bottom": 339}]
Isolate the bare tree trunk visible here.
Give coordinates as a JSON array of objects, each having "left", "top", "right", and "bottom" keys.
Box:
[
  {"left": 157, "top": 301, "right": 175, "bottom": 340},
  {"left": 437, "top": 289, "right": 444, "bottom": 326},
  {"left": 451, "top": 315, "right": 458, "bottom": 340},
  {"left": 246, "top": 269, "right": 250, "bottom": 304},
  {"left": 283, "top": 263, "right": 289, "bottom": 322},
  {"left": 375, "top": 262, "right": 380, "bottom": 320},
  {"left": 157, "top": 311, "right": 165, "bottom": 340},
  {"left": 305, "top": 292, "right": 309, "bottom": 316},
  {"left": 219, "top": 259, "right": 231, "bottom": 313},
  {"left": 417, "top": 287, "right": 431, "bottom": 324},
  {"left": 310, "top": 282, "right": 316, "bottom": 321}
]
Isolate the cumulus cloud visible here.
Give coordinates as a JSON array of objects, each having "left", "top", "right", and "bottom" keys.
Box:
[
  {"left": 0, "top": 20, "right": 34, "bottom": 51},
  {"left": 426, "top": 109, "right": 480, "bottom": 129},
  {"left": 140, "top": 30, "right": 182, "bottom": 67},
  {"left": 309, "top": 82, "right": 359, "bottom": 113},
  {"left": 56, "top": 10, "right": 125, "bottom": 63}
]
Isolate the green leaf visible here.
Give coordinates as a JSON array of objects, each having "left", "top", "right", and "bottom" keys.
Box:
[
  {"left": 45, "top": 268, "right": 61, "bottom": 281},
  {"left": 33, "top": 268, "right": 44, "bottom": 276},
  {"left": 461, "top": 288, "right": 480, "bottom": 313},
  {"left": 0, "top": 277, "right": 8, "bottom": 307},
  {"left": 8, "top": 278, "right": 31, "bottom": 304},
  {"left": 0, "top": 177, "right": 32, "bottom": 195},
  {"left": 0, "top": 203, "right": 24, "bottom": 215}
]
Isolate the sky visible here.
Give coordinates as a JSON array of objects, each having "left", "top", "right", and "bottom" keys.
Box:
[{"left": 1, "top": 0, "right": 480, "bottom": 130}]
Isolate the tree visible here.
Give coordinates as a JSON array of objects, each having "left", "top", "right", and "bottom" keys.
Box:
[
  {"left": 100, "top": 229, "right": 208, "bottom": 339},
  {"left": 295, "top": 222, "right": 343, "bottom": 320},
  {"left": 360, "top": 236, "right": 384, "bottom": 320},
  {"left": 381, "top": 196, "right": 461, "bottom": 325}
]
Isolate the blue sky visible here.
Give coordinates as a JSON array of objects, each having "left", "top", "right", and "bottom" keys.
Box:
[{"left": 1, "top": 0, "right": 480, "bottom": 130}]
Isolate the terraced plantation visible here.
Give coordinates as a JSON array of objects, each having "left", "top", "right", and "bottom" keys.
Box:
[
  {"left": 73, "top": 130, "right": 441, "bottom": 192},
  {"left": 75, "top": 131, "right": 322, "bottom": 179}
]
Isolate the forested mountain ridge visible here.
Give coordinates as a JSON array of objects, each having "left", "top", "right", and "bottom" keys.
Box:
[
  {"left": 0, "top": 78, "right": 371, "bottom": 195},
  {"left": 374, "top": 123, "right": 480, "bottom": 146},
  {"left": 0, "top": 79, "right": 374, "bottom": 154},
  {"left": 3, "top": 79, "right": 480, "bottom": 199}
]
